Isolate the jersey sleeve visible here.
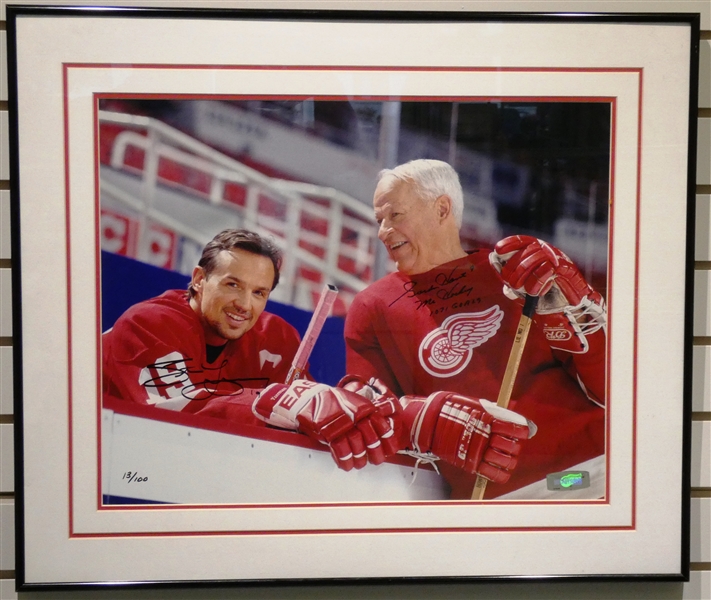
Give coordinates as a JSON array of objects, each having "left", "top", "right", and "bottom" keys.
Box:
[
  {"left": 193, "top": 388, "right": 263, "bottom": 424},
  {"left": 102, "top": 309, "right": 206, "bottom": 411},
  {"left": 555, "top": 328, "right": 606, "bottom": 406},
  {"left": 343, "top": 293, "right": 402, "bottom": 396}
]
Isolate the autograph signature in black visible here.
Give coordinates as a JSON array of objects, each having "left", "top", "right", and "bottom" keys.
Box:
[
  {"left": 142, "top": 357, "right": 269, "bottom": 400},
  {"left": 389, "top": 267, "right": 475, "bottom": 310}
]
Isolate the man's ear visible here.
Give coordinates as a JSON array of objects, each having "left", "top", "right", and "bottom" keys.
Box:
[
  {"left": 435, "top": 194, "right": 453, "bottom": 222},
  {"left": 190, "top": 266, "right": 206, "bottom": 296}
]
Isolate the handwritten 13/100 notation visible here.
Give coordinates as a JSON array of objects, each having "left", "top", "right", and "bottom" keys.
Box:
[{"left": 122, "top": 471, "right": 148, "bottom": 484}]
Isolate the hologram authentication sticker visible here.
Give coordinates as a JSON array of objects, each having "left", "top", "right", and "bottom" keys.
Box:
[{"left": 546, "top": 471, "right": 591, "bottom": 491}]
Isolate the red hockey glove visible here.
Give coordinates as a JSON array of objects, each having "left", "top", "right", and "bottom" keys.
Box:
[
  {"left": 401, "top": 392, "right": 536, "bottom": 484},
  {"left": 490, "top": 235, "right": 606, "bottom": 353},
  {"left": 253, "top": 379, "right": 399, "bottom": 471},
  {"left": 338, "top": 374, "right": 408, "bottom": 452}
]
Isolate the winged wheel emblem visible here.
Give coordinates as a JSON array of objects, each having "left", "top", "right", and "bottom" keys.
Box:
[{"left": 418, "top": 306, "right": 504, "bottom": 377}]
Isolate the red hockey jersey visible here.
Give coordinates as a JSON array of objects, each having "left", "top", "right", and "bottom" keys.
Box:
[
  {"left": 344, "top": 251, "right": 606, "bottom": 499},
  {"left": 102, "top": 289, "right": 302, "bottom": 422}
]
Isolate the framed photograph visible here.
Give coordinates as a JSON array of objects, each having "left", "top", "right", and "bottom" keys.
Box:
[{"left": 7, "top": 6, "right": 698, "bottom": 589}]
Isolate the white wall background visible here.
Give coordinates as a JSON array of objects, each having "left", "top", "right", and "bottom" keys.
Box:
[{"left": 0, "top": 1, "right": 709, "bottom": 599}]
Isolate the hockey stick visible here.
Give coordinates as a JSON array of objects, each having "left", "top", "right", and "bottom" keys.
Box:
[
  {"left": 471, "top": 294, "right": 539, "bottom": 500},
  {"left": 285, "top": 283, "right": 339, "bottom": 384}
]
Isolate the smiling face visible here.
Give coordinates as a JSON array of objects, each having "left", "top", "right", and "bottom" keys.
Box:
[
  {"left": 189, "top": 248, "right": 275, "bottom": 345},
  {"left": 374, "top": 177, "right": 462, "bottom": 276}
]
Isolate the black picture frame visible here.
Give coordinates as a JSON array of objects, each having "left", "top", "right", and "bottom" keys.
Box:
[{"left": 7, "top": 6, "right": 698, "bottom": 589}]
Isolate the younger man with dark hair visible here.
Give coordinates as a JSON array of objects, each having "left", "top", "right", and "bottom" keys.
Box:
[{"left": 102, "top": 229, "right": 300, "bottom": 413}]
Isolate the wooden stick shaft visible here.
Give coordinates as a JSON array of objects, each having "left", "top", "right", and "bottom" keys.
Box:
[
  {"left": 471, "top": 295, "right": 538, "bottom": 500},
  {"left": 285, "top": 284, "right": 338, "bottom": 384}
]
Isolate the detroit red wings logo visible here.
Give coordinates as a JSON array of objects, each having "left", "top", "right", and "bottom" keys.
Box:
[{"left": 419, "top": 306, "right": 504, "bottom": 377}]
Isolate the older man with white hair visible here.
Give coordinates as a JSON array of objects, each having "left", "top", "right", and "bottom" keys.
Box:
[{"left": 344, "top": 159, "right": 607, "bottom": 499}]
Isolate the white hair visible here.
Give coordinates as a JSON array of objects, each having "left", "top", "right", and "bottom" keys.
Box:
[{"left": 377, "top": 159, "right": 464, "bottom": 228}]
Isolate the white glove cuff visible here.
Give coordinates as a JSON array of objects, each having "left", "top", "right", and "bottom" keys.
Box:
[
  {"left": 260, "top": 381, "right": 331, "bottom": 428},
  {"left": 479, "top": 399, "right": 538, "bottom": 439}
]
